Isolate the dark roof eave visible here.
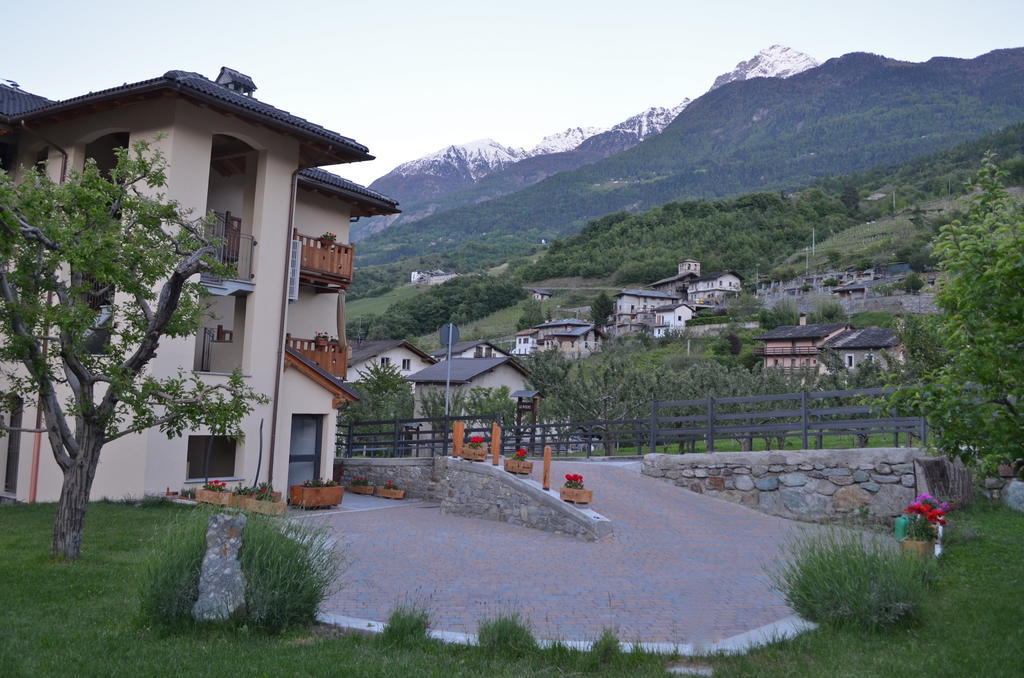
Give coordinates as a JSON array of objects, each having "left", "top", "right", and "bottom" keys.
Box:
[
  {"left": 12, "top": 77, "right": 373, "bottom": 165},
  {"left": 298, "top": 174, "right": 400, "bottom": 216}
]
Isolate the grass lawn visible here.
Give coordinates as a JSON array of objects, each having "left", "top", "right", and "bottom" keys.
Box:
[
  {"left": 0, "top": 501, "right": 669, "bottom": 677},
  {"left": 2, "top": 498, "right": 1020, "bottom": 677},
  {"left": 346, "top": 284, "right": 423, "bottom": 321}
]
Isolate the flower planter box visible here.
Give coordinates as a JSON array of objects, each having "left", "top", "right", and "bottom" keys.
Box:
[
  {"left": 195, "top": 489, "right": 233, "bottom": 506},
  {"left": 504, "top": 459, "right": 534, "bottom": 475},
  {"left": 559, "top": 487, "right": 593, "bottom": 505},
  {"left": 318, "top": 238, "right": 336, "bottom": 247},
  {"left": 347, "top": 485, "right": 376, "bottom": 495},
  {"left": 239, "top": 497, "right": 287, "bottom": 516},
  {"left": 289, "top": 485, "right": 344, "bottom": 509},
  {"left": 376, "top": 487, "right": 406, "bottom": 500},
  {"left": 899, "top": 539, "right": 935, "bottom": 559},
  {"left": 461, "top": 445, "right": 488, "bottom": 462}
]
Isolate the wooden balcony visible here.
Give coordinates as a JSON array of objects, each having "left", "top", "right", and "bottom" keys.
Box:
[
  {"left": 285, "top": 335, "right": 348, "bottom": 380},
  {"left": 755, "top": 346, "right": 820, "bottom": 356},
  {"left": 295, "top": 231, "right": 354, "bottom": 290}
]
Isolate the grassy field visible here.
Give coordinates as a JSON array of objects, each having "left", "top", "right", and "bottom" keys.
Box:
[
  {"left": 2, "top": 496, "right": 1020, "bottom": 677},
  {"left": 347, "top": 283, "right": 424, "bottom": 321}
]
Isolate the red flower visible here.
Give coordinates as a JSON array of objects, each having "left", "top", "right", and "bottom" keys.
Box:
[
  {"left": 469, "top": 436, "right": 485, "bottom": 444},
  {"left": 516, "top": 448, "right": 527, "bottom": 458}
]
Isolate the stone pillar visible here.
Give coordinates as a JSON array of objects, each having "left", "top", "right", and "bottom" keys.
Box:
[{"left": 192, "top": 513, "right": 247, "bottom": 622}]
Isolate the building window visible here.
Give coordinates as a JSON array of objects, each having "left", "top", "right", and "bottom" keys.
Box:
[
  {"left": 380, "top": 356, "right": 390, "bottom": 366},
  {"left": 401, "top": 358, "right": 411, "bottom": 371},
  {"left": 845, "top": 354, "right": 855, "bottom": 368},
  {"left": 186, "top": 435, "right": 237, "bottom": 479}
]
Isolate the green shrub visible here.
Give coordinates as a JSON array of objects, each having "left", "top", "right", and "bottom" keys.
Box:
[
  {"left": 139, "top": 509, "right": 340, "bottom": 633},
  {"left": 381, "top": 604, "right": 431, "bottom": 647},
  {"left": 590, "top": 628, "right": 621, "bottom": 665},
  {"left": 476, "top": 613, "right": 537, "bottom": 656},
  {"left": 769, "top": 529, "right": 934, "bottom": 630}
]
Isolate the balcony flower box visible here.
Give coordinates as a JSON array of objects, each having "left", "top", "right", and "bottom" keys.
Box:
[
  {"left": 504, "top": 448, "right": 533, "bottom": 475},
  {"left": 289, "top": 481, "right": 343, "bottom": 509},
  {"left": 240, "top": 496, "right": 287, "bottom": 516},
  {"left": 559, "top": 473, "right": 592, "bottom": 504},
  {"left": 460, "top": 436, "right": 488, "bottom": 462},
  {"left": 376, "top": 481, "right": 406, "bottom": 500}
]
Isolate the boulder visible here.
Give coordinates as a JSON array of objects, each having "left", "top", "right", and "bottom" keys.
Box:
[
  {"left": 192, "top": 513, "right": 247, "bottom": 622},
  {"left": 833, "top": 486, "right": 872, "bottom": 512},
  {"left": 1003, "top": 480, "right": 1024, "bottom": 514}
]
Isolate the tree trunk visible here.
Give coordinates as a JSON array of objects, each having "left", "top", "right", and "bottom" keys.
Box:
[{"left": 51, "top": 450, "right": 99, "bottom": 561}]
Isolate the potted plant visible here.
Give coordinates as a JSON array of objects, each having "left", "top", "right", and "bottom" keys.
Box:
[
  {"left": 319, "top": 231, "right": 337, "bottom": 246},
  {"left": 347, "top": 476, "right": 376, "bottom": 495},
  {"left": 196, "top": 479, "right": 233, "bottom": 506},
  {"left": 376, "top": 480, "right": 406, "bottom": 500},
  {"left": 461, "top": 435, "right": 488, "bottom": 462},
  {"left": 289, "top": 478, "right": 344, "bottom": 509},
  {"left": 242, "top": 482, "right": 286, "bottom": 516},
  {"left": 559, "top": 473, "right": 593, "bottom": 505},
  {"left": 314, "top": 331, "right": 332, "bottom": 347},
  {"left": 900, "top": 493, "right": 948, "bottom": 558},
  {"left": 504, "top": 447, "right": 533, "bottom": 475}
]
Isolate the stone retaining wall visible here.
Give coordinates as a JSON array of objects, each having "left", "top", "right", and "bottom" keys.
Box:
[
  {"left": 643, "top": 448, "right": 929, "bottom": 521},
  {"left": 338, "top": 457, "right": 612, "bottom": 541}
]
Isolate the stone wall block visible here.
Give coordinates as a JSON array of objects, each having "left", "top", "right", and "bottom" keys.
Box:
[
  {"left": 734, "top": 475, "right": 755, "bottom": 491},
  {"left": 779, "top": 473, "right": 808, "bottom": 487},
  {"left": 755, "top": 476, "right": 779, "bottom": 491}
]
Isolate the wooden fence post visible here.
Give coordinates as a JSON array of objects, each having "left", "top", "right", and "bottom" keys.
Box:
[
  {"left": 542, "top": 445, "right": 552, "bottom": 490},
  {"left": 649, "top": 400, "right": 658, "bottom": 455},
  {"left": 801, "top": 391, "right": 809, "bottom": 449},
  {"left": 491, "top": 421, "right": 501, "bottom": 465},
  {"left": 452, "top": 420, "right": 464, "bottom": 458},
  {"left": 706, "top": 397, "right": 716, "bottom": 452}
]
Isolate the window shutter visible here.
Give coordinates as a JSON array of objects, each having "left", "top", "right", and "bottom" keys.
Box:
[{"left": 288, "top": 239, "right": 300, "bottom": 301}]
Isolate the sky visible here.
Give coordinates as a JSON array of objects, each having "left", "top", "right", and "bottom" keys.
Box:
[{"left": 5, "top": 0, "right": 1024, "bottom": 186}]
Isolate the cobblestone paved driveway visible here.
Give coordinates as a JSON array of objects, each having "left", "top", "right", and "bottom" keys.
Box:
[{"left": 316, "top": 460, "right": 812, "bottom": 645}]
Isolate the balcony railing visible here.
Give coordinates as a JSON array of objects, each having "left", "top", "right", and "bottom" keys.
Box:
[
  {"left": 295, "top": 231, "right": 354, "bottom": 287},
  {"left": 286, "top": 335, "right": 347, "bottom": 379},
  {"left": 755, "top": 346, "right": 820, "bottom": 356},
  {"left": 201, "top": 212, "right": 255, "bottom": 291}
]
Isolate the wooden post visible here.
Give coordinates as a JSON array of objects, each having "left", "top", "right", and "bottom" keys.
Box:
[
  {"left": 452, "top": 420, "right": 464, "bottom": 458},
  {"left": 542, "top": 445, "right": 552, "bottom": 490},
  {"left": 491, "top": 421, "right": 501, "bottom": 465}
]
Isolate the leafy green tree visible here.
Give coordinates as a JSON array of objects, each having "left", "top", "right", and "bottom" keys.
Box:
[
  {"left": 590, "top": 291, "right": 614, "bottom": 328},
  {"left": 900, "top": 272, "right": 925, "bottom": 294},
  {"left": 516, "top": 299, "right": 545, "bottom": 330},
  {"left": 338, "top": 363, "right": 413, "bottom": 426},
  {"left": 809, "top": 300, "right": 847, "bottom": 323},
  {"left": 893, "top": 158, "right": 1024, "bottom": 473},
  {"left": 463, "top": 386, "right": 515, "bottom": 426},
  {"left": 759, "top": 300, "right": 800, "bottom": 330},
  {"left": 0, "top": 142, "right": 264, "bottom": 560}
]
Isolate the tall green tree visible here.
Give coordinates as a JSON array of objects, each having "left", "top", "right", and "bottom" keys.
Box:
[
  {"left": 516, "top": 299, "right": 545, "bottom": 330},
  {"left": 590, "top": 291, "right": 614, "bottom": 328},
  {"left": 894, "top": 157, "right": 1024, "bottom": 473},
  {"left": 0, "top": 143, "right": 264, "bottom": 559},
  {"left": 338, "top": 362, "right": 413, "bottom": 426}
]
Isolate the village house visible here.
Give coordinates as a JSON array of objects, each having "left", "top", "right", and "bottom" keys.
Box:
[
  {"left": 528, "top": 288, "right": 552, "bottom": 301},
  {"left": 512, "top": 328, "right": 539, "bottom": 356},
  {"left": 652, "top": 302, "right": 696, "bottom": 337},
  {"left": 687, "top": 270, "right": 744, "bottom": 304},
  {"left": 347, "top": 339, "right": 436, "bottom": 378},
  {"left": 0, "top": 68, "right": 399, "bottom": 503},
  {"left": 410, "top": 269, "right": 458, "bottom": 285},
  {"left": 754, "top": 323, "right": 902, "bottom": 373},
  {"left": 649, "top": 259, "right": 702, "bottom": 298},
  {"left": 534, "top": 319, "right": 604, "bottom": 358},
  {"left": 612, "top": 289, "right": 680, "bottom": 336},
  {"left": 406, "top": 358, "right": 531, "bottom": 417},
  {"left": 430, "top": 339, "right": 510, "bottom": 361}
]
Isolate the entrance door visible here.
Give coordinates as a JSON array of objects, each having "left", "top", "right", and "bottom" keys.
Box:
[{"left": 288, "top": 414, "right": 322, "bottom": 489}]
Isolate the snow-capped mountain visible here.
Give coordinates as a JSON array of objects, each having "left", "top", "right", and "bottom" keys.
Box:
[
  {"left": 390, "top": 138, "right": 529, "bottom": 182},
  {"left": 528, "top": 126, "right": 606, "bottom": 155},
  {"left": 710, "top": 45, "right": 819, "bottom": 91}
]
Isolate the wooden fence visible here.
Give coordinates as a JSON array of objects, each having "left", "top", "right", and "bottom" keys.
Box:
[{"left": 336, "top": 387, "right": 925, "bottom": 459}]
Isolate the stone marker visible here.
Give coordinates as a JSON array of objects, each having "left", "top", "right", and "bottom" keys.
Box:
[
  {"left": 1003, "top": 479, "right": 1024, "bottom": 514},
  {"left": 192, "top": 513, "right": 247, "bottom": 622}
]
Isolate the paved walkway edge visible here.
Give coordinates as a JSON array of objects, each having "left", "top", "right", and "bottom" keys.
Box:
[{"left": 316, "top": 611, "right": 817, "bottom": 656}]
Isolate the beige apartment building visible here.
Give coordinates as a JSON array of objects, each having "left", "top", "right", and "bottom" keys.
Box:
[{"left": 0, "top": 68, "right": 398, "bottom": 503}]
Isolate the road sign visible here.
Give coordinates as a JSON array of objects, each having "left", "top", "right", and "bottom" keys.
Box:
[{"left": 439, "top": 323, "right": 459, "bottom": 346}]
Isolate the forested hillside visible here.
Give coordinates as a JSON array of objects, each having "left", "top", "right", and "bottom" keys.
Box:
[{"left": 357, "top": 48, "right": 1024, "bottom": 268}]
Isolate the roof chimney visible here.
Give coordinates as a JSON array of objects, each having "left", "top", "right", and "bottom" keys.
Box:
[
  {"left": 799, "top": 312, "right": 808, "bottom": 326},
  {"left": 215, "top": 67, "right": 257, "bottom": 97}
]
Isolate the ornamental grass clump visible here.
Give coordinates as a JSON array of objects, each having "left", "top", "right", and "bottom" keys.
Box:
[
  {"left": 477, "top": 613, "right": 537, "bottom": 656},
  {"left": 139, "top": 508, "right": 340, "bottom": 633},
  {"left": 769, "top": 528, "right": 934, "bottom": 630},
  {"left": 380, "top": 604, "right": 431, "bottom": 647}
]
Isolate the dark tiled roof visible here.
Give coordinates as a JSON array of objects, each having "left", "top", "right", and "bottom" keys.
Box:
[
  {"left": 528, "top": 288, "right": 552, "bottom": 295},
  {"left": 615, "top": 289, "right": 678, "bottom": 299},
  {"left": 535, "top": 318, "right": 590, "bottom": 328},
  {"left": 823, "top": 327, "right": 900, "bottom": 349},
  {"left": 429, "top": 340, "right": 507, "bottom": 359},
  {"left": 693, "top": 270, "right": 744, "bottom": 283},
  {"left": 0, "top": 83, "right": 52, "bottom": 116},
  {"left": 284, "top": 348, "right": 360, "bottom": 400},
  {"left": 755, "top": 323, "right": 849, "bottom": 341},
  {"left": 650, "top": 271, "right": 699, "bottom": 286},
  {"left": 652, "top": 302, "right": 691, "bottom": 312},
  {"left": 406, "top": 357, "right": 529, "bottom": 383},
  {"left": 4, "top": 71, "right": 371, "bottom": 161},
  {"left": 298, "top": 167, "right": 399, "bottom": 213},
  {"left": 549, "top": 326, "right": 595, "bottom": 338},
  {"left": 347, "top": 339, "right": 435, "bottom": 366}
]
